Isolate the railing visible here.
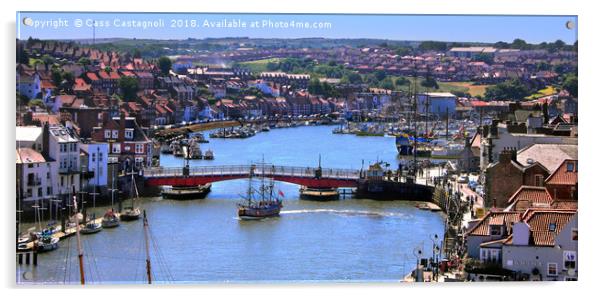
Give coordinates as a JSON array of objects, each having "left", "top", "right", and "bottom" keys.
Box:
[{"left": 142, "top": 164, "right": 361, "bottom": 180}]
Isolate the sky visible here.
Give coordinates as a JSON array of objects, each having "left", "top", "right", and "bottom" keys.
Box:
[{"left": 17, "top": 12, "right": 578, "bottom": 44}]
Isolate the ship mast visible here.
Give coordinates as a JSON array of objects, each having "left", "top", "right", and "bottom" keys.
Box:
[
  {"left": 72, "top": 185, "right": 85, "bottom": 285},
  {"left": 143, "top": 210, "right": 152, "bottom": 284}
]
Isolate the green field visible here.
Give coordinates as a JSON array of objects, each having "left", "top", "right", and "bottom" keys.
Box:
[
  {"left": 437, "top": 81, "right": 491, "bottom": 97},
  {"left": 237, "top": 58, "right": 284, "bottom": 73},
  {"left": 526, "top": 85, "right": 558, "bottom": 99}
]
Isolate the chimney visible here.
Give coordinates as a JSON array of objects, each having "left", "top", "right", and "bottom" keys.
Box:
[
  {"left": 118, "top": 112, "right": 126, "bottom": 142},
  {"left": 490, "top": 120, "right": 499, "bottom": 137},
  {"left": 42, "top": 122, "right": 50, "bottom": 158},
  {"left": 499, "top": 147, "right": 513, "bottom": 164}
]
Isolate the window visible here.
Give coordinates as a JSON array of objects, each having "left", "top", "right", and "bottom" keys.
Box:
[
  {"left": 47, "top": 187, "right": 52, "bottom": 196},
  {"left": 99, "top": 152, "right": 103, "bottom": 161},
  {"left": 535, "top": 174, "right": 544, "bottom": 187},
  {"left": 135, "top": 144, "right": 144, "bottom": 154},
  {"left": 112, "top": 130, "right": 119, "bottom": 139},
  {"left": 60, "top": 176, "right": 64, "bottom": 187},
  {"left": 548, "top": 263, "right": 558, "bottom": 276},
  {"left": 92, "top": 153, "right": 96, "bottom": 163},
  {"left": 549, "top": 223, "right": 557, "bottom": 232},
  {"left": 572, "top": 229, "right": 578, "bottom": 241},
  {"left": 564, "top": 251, "right": 577, "bottom": 269},
  {"left": 46, "top": 172, "right": 50, "bottom": 179},
  {"left": 37, "top": 188, "right": 42, "bottom": 197},
  {"left": 490, "top": 225, "right": 502, "bottom": 236},
  {"left": 567, "top": 162, "right": 574, "bottom": 172},
  {"left": 104, "top": 129, "right": 111, "bottom": 139},
  {"left": 112, "top": 144, "right": 121, "bottom": 154},
  {"left": 125, "top": 129, "right": 134, "bottom": 139}
]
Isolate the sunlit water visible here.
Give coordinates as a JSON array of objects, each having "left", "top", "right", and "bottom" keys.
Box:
[{"left": 17, "top": 125, "right": 445, "bottom": 284}]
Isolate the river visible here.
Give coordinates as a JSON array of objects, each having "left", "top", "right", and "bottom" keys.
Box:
[{"left": 17, "top": 125, "right": 445, "bottom": 284}]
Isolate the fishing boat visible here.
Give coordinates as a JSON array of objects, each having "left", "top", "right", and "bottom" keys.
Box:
[
  {"left": 203, "top": 149, "right": 214, "bottom": 160},
  {"left": 299, "top": 186, "right": 340, "bottom": 201},
  {"left": 185, "top": 139, "right": 203, "bottom": 159},
  {"left": 35, "top": 235, "right": 59, "bottom": 253},
  {"left": 81, "top": 214, "right": 103, "bottom": 234},
  {"left": 162, "top": 183, "right": 211, "bottom": 200},
  {"left": 101, "top": 209, "right": 120, "bottom": 228},
  {"left": 121, "top": 168, "right": 141, "bottom": 221},
  {"left": 237, "top": 163, "right": 283, "bottom": 220}
]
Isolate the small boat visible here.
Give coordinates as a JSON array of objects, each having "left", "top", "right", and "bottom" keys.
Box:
[
  {"left": 162, "top": 183, "right": 211, "bottom": 200},
  {"left": 203, "top": 149, "right": 214, "bottom": 160},
  {"left": 299, "top": 186, "right": 340, "bottom": 201},
  {"left": 81, "top": 220, "right": 103, "bottom": 235},
  {"left": 121, "top": 168, "right": 141, "bottom": 221},
  {"left": 101, "top": 209, "right": 120, "bottom": 228},
  {"left": 36, "top": 235, "right": 59, "bottom": 253}
]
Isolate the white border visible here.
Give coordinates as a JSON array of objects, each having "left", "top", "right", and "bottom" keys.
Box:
[{"left": 2, "top": 1, "right": 600, "bottom": 296}]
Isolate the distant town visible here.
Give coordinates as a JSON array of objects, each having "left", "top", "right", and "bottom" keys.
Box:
[{"left": 16, "top": 36, "right": 578, "bottom": 283}]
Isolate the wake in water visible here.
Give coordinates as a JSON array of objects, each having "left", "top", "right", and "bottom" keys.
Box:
[{"left": 280, "top": 209, "right": 409, "bottom": 219}]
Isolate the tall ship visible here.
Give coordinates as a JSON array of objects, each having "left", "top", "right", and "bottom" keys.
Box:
[{"left": 237, "top": 164, "right": 283, "bottom": 220}]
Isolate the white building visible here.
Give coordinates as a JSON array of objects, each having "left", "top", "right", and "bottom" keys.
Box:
[
  {"left": 80, "top": 142, "right": 109, "bottom": 188},
  {"left": 502, "top": 210, "right": 578, "bottom": 281},
  {"left": 47, "top": 125, "right": 81, "bottom": 195},
  {"left": 16, "top": 148, "right": 57, "bottom": 202},
  {"left": 16, "top": 126, "right": 43, "bottom": 152},
  {"left": 16, "top": 71, "right": 41, "bottom": 99}
]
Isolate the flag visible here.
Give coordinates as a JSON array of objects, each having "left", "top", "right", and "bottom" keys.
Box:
[{"left": 278, "top": 190, "right": 285, "bottom": 197}]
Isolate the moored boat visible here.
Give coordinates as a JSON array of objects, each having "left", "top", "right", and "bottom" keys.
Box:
[
  {"left": 299, "top": 186, "right": 340, "bottom": 201},
  {"left": 35, "top": 235, "right": 59, "bottom": 253},
  {"left": 101, "top": 209, "right": 120, "bottom": 228},
  {"left": 162, "top": 183, "right": 211, "bottom": 200}
]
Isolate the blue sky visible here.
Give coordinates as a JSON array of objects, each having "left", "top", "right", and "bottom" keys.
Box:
[{"left": 17, "top": 12, "right": 578, "bottom": 44}]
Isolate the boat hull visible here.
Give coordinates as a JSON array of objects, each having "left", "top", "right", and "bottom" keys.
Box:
[
  {"left": 162, "top": 184, "right": 211, "bottom": 200},
  {"left": 299, "top": 187, "right": 340, "bottom": 201},
  {"left": 238, "top": 204, "right": 282, "bottom": 220},
  {"left": 356, "top": 180, "right": 434, "bottom": 201}
]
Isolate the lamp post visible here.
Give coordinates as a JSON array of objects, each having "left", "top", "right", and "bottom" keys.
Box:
[
  {"left": 431, "top": 234, "right": 439, "bottom": 281},
  {"left": 413, "top": 247, "right": 423, "bottom": 282}
]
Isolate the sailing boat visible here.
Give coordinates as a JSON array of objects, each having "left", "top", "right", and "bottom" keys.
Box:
[
  {"left": 81, "top": 173, "right": 102, "bottom": 234},
  {"left": 237, "top": 163, "right": 283, "bottom": 220},
  {"left": 101, "top": 167, "right": 120, "bottom": 228},
  {"left": 121, "top": 166, "right": 141, "bottom": 221}
]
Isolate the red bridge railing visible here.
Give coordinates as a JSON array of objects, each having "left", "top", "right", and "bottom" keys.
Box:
[{"left": 142, "top": 164, "right": 360, "bottom": 180}]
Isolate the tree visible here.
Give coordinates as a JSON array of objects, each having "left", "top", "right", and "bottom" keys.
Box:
[
  {"left": 511, "top": 38, "right": 529, "bottom": 50},
  {"left": 51, "top": 69, "right": 63, "bottom": 87},
  {"left": 266, "top": 61, "right": 279, "bottom": 71},
  {"left": 395, "top": 47, "right": 412, "bottom": 57},
  {"left": 395, "top": 76, "right": 409, "bottom": 86},
  {"left": 418, "top": 41, "right": 447, "bottom": 52},
  {"left": 28, "top": 99, "right": 45, "bottom": 108},
  {"left": 133, "top": 49, "right": 142, "bottom": 59},
  {"left": 379, "top": 78, "right": 395, "bottom": 90},
  {"left": 484, "top": 79, "right": 531, "bottom": 101},
  {"left": 77, "top": 57, "right": 91, "bottom": 66},
  {"left": 119, "top": 76, "right": 139, "bottom": 101},
  {"left": 374, "top": 70, "right": 387, "bottom": 82},
  {"left": 562, "top": 74, "right": 578, "bottom": 97},
  {"left": 343, "top": 72, "right": 363, "bottom": 85},
  {"left": 158, "top": 56, "right": 172, "bottom": 75},
  {"left": 474, "top": 53, "right": 493, "bottom": 65},
  {"left": 421, "top": 68, "right": 439, "bottom": 90},
  {"left": 41, "top": 54, "right": 55, "bottom": 71}
]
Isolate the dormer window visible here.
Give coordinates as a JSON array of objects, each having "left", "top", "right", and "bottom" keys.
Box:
[
  {"left": 567, "top": 162, "right": 575, "bottom": 172},
  {"left": 549, "top": 223, "right": 557, "bottom": 232},
  {"left": 125, "top": 129, "right": 134, "bottom": 139},
  {"left": 490, "top": 225, "right": 502, "bottom": 236}
]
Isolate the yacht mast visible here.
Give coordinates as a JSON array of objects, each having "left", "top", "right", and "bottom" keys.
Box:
[
  {"left": 143, "top": 210, "right": 152, "bottom": 284},
  {"left": 72, "top": 185, "right": 85, "bottom": 285}
]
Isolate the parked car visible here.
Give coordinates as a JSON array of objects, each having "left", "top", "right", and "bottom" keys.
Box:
[{"left": 458, "top": 175, "right": 469, "bottom": 184}]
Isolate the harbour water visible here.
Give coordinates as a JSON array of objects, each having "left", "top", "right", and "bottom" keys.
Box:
[{"left": 17, "top": 125, "right": 445, "bottom": 284}]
